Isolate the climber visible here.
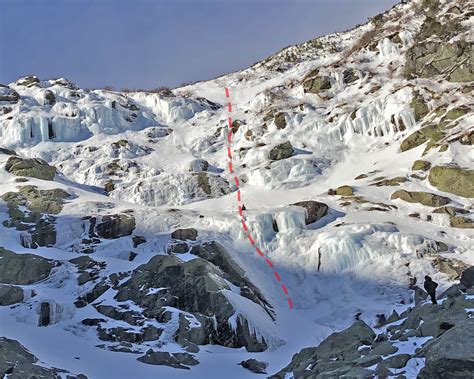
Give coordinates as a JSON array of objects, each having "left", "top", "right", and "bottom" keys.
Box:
[{"left": 423, "top": 275, "right": 438, "bottom": 305}]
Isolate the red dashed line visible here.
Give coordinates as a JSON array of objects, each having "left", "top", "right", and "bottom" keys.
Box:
[
  {"left": 288, "top": 298, "right": 293, "bottom": 310},
  {"left": 224, "top": 87, "right": 293, "bottom": 310}
]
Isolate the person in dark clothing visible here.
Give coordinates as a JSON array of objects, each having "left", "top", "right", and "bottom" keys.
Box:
[{"left": 424, "top": 275, "right": 438, "bottom": 305}]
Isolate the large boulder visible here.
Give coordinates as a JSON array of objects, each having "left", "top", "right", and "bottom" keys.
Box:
[
  {"left": 240, "top": 358, "right": 268, "bottom": 374},
  {"left": 95, "top": 214, "right": 136, "bottom": 239},
  {"left": 269, "top": 142, "right": 294, "bottom": 161},
  {"left": 400, "top": 124, "right": 445, "bottom": 152},
  {"left": 390, "top": 190, "right": 450, "bottom": 207},
  {"left": 0, "top": 248, "right": 53, "bottom": 285},
  {"left": 428, "top": 166, "right": 474, "bottom": 198},
  {"left": 0, "top": 284, "right": 24, "bottom": 306},
  {"left": 1, "top": 185, "right": 69, "bottom": 215},
  {"left": 303, "top": 69, "right": 332, "bottom": 93},
  {"left": 418, "top": 319, "right": 474, "bottom": 378},
  {"left": 137, "top": 351, "right": 198, "bottom": 369},
  {"left": 291, "top": 200, "right": 329, "bottom": 224},
  {"left": 336, "top": 185, "right": 354, "bottom": 196},
  {"left": 450, "top": 215, "right": 474, "bottom": 229},
  {"left": 171, "top": 228, "right": 198, "bottom": 241},
  {"left": 5, "top": 156, "right": 57, "bottom": 181}
]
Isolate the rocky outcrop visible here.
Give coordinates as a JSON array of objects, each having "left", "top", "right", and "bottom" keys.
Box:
[
  {"left": 75, "top": 282, "right": 110, "bottom": 308},
  {"left": 0, "top": 284, "right": 24, "bottom": 306},
  {"left": 0, "top": 86, "right": 20, "bottom": 103},
  {"left": 406, "top": 41, "right": 472, "bottom": 82},
  {"left": 137, "top": 350, "right": 198, "bottom": 370},
  {"left": 390, "top": 190, "right": 450, "bottom": 207},
  {"left": 269, "top": 141, "right": 294, "bottom": 161},
  {"left": 291, "top": 200, "right": 329, "bottom": 224},
  {"left": 0, "top": 248, "right": 53, "bottom": 285},
  {"left": 114, "top": 245, "right": 273, "bottom": 352},
  {"left": 70, "top": 256, "right": 106, "bottom": 285},
  {"left": 428, "top": 166, "right": 474, "bottom": 198},
  {"left": 405, "top": 13, "right": 472, "bottom": 82},
  {"left": 193, "top": 172, "right": 231, "bottom": 198},
  {"left": 418, "top": 319, "right": 474, "bottom": 378},
  {"left": 189, "top": 241, "right": 273, "bottom": 313},
  {"left": 273, "top": 286, "right": 474, "bottom": 378},
  {"left": 1, "top": 186, "right": 69, "bottom": 248},
  {"left": 272, "top": 320, "right": 376, "bottom": 378},
  {"left": 0, "top": 337, "right": 87, "bottom": 378},
  {"left": 5, "top": 156, "right": 57, "bottom": 181},
  {"left": 16, "top": 75, "right": 40, "bottom": 87}
]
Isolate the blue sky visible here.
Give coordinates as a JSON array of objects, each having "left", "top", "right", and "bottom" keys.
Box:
[{"left": 0, "top": 0, "right": 398, "bottom": 89}]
